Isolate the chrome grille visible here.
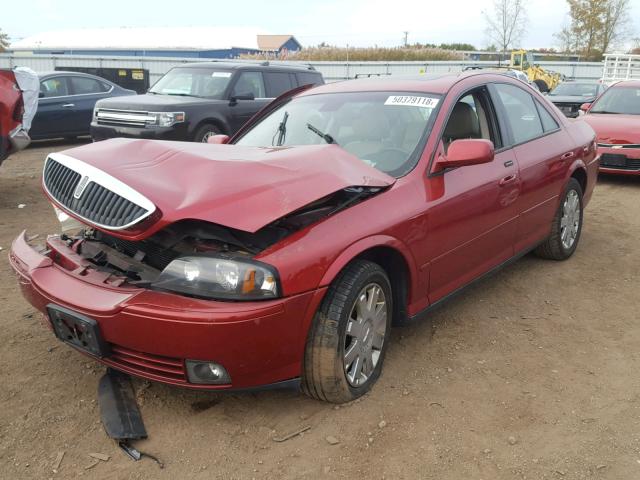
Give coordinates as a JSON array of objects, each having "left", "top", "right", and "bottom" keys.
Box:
[
  {"left": 95, "top": 108, "right": 155, "bottom": 127},
  {"left": 43, "top": 155, "right": 155, "bottom": 230}
]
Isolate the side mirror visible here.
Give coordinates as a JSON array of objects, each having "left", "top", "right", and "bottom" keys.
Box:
[
  {"left": 580, "top": 102, "right": 591, "bottom": 112},
  {"left": 207, "top": 134, "right": 230, "bottom": 145},
  {"left": 433, "top": 139, "right": 494, "bottom": 173},
  {"left": 229, "top": 92, "right": 255, "bottom": 105}
]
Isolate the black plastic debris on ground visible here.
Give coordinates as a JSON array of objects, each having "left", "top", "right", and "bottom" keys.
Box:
[{"left": 98, "top": 369, "right": 163, "bottom": 468}]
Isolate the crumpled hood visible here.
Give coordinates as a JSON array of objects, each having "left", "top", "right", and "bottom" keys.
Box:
[
  {"left": 583, "top": 113, "right": 640, "bottom": 144},
  {"left": 57, "top": 138, "right": 395, "bottom": 235}
]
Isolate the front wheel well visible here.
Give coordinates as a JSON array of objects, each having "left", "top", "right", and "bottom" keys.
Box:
[
  {"left": 354, "top": 246, "right": 410, "bottom": 325},
  {"left": 571, "top": 167, "right": 587, "bottom": 194},
  {"left": 192, "top": 119, "right": 226, "bottom": 139}
]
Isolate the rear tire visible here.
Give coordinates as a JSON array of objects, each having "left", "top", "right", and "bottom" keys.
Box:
[
  {"left": 301, "top": 260, "right": 392, "bottom": 403},
  {"left": 193, "top": 124, "right": 221, "bottom": 143},
  {"left": 533, "top": 79, "right": 549, "bottom": 93},
  {"left": 535, "top": 178, "right": 583, "bottom": 260}
]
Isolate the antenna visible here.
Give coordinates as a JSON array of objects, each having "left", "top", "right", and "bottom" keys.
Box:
[{"left": 403, "top": 31, "right": 409, "bottom": 47}]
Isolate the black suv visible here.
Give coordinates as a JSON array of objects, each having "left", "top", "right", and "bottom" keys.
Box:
[{"left": 90, "top": 62, "right": 324, "bottom": 142}]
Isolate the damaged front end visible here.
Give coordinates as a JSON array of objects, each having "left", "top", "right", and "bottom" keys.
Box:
[{"left": 43, "top": 184, "right": 384, "bottom": 301}]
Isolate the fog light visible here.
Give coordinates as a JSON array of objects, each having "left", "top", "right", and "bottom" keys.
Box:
[{"left": 185, "top": 360, "right": 231, "bottom": 385}]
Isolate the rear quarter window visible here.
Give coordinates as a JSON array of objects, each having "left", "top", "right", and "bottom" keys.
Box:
[{"left": 296, "top": 72, "right": 323, "bottom": 87}]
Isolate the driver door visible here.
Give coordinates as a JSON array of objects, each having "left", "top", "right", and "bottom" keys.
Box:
[{"left": 424, "top": 86, "right": 520, "bottom": 303}]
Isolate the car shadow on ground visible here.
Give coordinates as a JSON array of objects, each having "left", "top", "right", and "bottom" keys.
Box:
[{"left": 28, "top": 137, "right": 91, "bottom": 149}]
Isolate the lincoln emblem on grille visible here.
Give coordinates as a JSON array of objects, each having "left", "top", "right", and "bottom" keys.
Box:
[{"left": 73, "top": 175, "right": 90, "bottom": 199}]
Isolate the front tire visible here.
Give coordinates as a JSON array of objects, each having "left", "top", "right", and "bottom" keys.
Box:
[
  {"left": 193, "top": 124, "right": 221, "bottom": 143},
  {"left": 302, "top": 260, "right": 392, "bottom": 403},
  {"left": 535, "top": 178, "right": 583, "bottom": 260}
]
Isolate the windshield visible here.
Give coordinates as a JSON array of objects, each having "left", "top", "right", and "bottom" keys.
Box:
[
  {"left": 550, "top": 82, "right": 599, "bottom": 97},
  {"left": 149, "top": 67, "right": 233, "bottom": 99},
  {"left": 235, "top": 91, "right": 441, "bottom": 177},
  {"left": 590, "top": 85, "right": 640, "bottom": 114}
]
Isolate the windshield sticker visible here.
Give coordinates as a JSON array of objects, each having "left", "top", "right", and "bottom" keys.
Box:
[
  {"left": 212, "top": 72, "right": 232, "bottom": 78},
  {"left": 384, "top": 95, "right": 439, "bottom": 108}
]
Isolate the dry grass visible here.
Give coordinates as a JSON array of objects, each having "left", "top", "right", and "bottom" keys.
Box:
[{"left": 241, "top": 46, "right": 463, "bottom": 62}]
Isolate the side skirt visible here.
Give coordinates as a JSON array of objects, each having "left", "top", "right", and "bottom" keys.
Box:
[{"left": 405, "top": 242, "right": 543, "bottom": 325}]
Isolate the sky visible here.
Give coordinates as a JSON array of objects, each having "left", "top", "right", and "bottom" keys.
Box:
[{"left": 3, "top": 0, "right": 640, "bottom": 50}]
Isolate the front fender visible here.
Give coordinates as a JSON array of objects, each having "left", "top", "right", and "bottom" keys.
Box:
[{"left": 319, "top": 234, "right": 418, "bottom": 290}]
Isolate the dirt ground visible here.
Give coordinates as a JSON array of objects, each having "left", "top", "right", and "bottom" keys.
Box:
[{"left": 0, "top": 140, "right": 639, "bottom": 480}]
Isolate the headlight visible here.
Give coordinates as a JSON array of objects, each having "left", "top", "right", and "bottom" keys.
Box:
[
  {"left": 153, "top": 111, "right": 185, "bottom": 127},
  {"left": 151, "top": 255, "right": 280, "bottom": 300}
]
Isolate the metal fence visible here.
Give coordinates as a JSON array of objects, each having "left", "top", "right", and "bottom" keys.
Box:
[{"left": 0, "top": 53, "right": 605, "bottom": 84}]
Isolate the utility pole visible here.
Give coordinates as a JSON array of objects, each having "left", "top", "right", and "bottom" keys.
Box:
[{"left": 403, "top": 31, "right": 409, "bottom": 47}]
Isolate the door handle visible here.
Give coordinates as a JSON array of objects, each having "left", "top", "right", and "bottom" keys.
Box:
[
  {"left": 499, "top": 174, "right": 517, "bottom": 186},
  {"left": 62, "top": 103, "right": 75, "bottom": 108},
  {"left": 561, "top": 151, "right": 575, "bottom": 160}
]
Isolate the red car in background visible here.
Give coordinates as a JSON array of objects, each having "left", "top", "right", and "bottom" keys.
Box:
[
  {"left": 10, "top": 72, "right": 598, "bottom": 403},
  {"left": 0, "top": 68, "right": 37, "bottom": 166},
  {"left": 0, "top": 69, "right": 26, "bottom": 164},
  {"left": 582, "top": 80, "right": 640, "bottom": 176}
]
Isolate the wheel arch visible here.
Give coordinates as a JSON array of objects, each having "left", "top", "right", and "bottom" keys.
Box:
[
  {"left": 569, "top": 164, "right": 588, "bottom": 194},
  {"left": 319, "top": 236, "right": 417, "bottom": 325},
  {"left": 191, "top": 117, "right": 229, "bottom": 139}
]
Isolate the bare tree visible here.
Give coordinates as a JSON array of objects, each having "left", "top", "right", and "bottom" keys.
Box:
[
  {"left": 0, "top": 29, "right": 9, "bottom": 52},
  {"left": 484, "top": 0, "right": 528, "bottom": 58}
]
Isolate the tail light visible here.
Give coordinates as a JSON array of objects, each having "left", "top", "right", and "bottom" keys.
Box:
[{"left": 13, "top": 95, "right": 24, "bottom": 122}]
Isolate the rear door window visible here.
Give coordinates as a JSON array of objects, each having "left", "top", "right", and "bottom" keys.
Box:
[
  {"left": 40, "top": 77, "right": 69, "bottom": 97},
  {"left": 69, "top": 76, "right": 109, "bottom": 95},
  {"left": 232, "top": 72, "right": 266, "bottom": 98},
  {"left": 264, "top": 72, "right": 294, "bottom": 97},
  {"left": 494, "top": 83, "right": 544, "bottom": 145}
]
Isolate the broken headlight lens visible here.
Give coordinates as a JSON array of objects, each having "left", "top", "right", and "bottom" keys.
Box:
[{"left": 151, "top": 256, "right": 280, "bottom": 300}]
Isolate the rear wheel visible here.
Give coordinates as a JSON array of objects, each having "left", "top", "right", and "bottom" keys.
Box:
[
  {"left": 193, "top": 124, "right": 221, "bottom": 143},
  {"left": 535, "top": 178, "right": 583, "bottom": 260},
  {"left": 533, "top": 79, "right": 549, "bottom": 93},
  {"left": 301, "top": 260, "right": 392, "bottom": 403}
]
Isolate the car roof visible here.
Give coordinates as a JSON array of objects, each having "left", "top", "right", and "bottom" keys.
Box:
[
  {"left": 39, "top": 71, "right": 113, "bottom": 81},
  {"left": 610, "top": 80, "right": 640, "bottom": 88},
  {"left": 174, "top": 61, "right": 318, "bottom": 72},
  {"left": 301, "top": 71, "right": 515, "bottom": 96}
]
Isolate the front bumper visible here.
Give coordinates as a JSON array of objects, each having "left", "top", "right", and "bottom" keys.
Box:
[
  {"left": 9, "top": 232, "right": 326, "bottom": 391},
  {"left": 90, "top": 123, "right": 188, "bottom": 142},
  {"left": 598, "top": 146, "right": 640, "bottom": 176}
]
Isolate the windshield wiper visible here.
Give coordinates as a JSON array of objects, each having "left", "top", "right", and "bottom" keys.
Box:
[
  {"left": 590, "top": 110, "right": 620, "bottom": 114},
  {"left": 307, "top": 123, "right": 337, "bottom": 145},
  {"left": 273, "top": 111, "right": 289, "bottom": 146}
]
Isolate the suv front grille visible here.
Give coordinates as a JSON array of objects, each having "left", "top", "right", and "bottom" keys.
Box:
[
  {"left": 95, "top": 108, "right": 155, "bottom": 127},
  {"left": 43, "top": 155, "right": 155, "bottom": 230}
]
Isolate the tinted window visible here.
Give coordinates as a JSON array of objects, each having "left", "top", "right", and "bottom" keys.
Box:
[
  {"left": 232, "top": 71, "right": 266, "bottom": 98},
  {"left": 40, "top": 77, "right": 69, "bottom": 97},
  {"left": 70, "top": 76, "right": 108, "bottom": 95},
  {"left": 296, "top": 72, "right": 323, "bottom": 87},
  {"left": 235, "top": 91, "right": 440, "bottom": 177},
  {"left": 264, "top": 72, "right": 293, "bottom": 97},
  {"left": 495, "top": 83, "right": 543, "bottom": 144},
  {"left": 536, "top": 101, "right": 559, "bottom": 132}
]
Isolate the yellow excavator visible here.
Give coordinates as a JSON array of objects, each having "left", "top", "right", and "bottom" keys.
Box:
[{"left": 510, "top": 50, "right": 563, "bottom": 93}]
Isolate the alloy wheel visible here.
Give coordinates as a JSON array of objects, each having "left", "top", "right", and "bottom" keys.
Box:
[
  {"left": 560, "top": 189, "right": 580, "bottom": 249},
  {"left": 343, "top": 283, "right": 388, "bottom": 387}
]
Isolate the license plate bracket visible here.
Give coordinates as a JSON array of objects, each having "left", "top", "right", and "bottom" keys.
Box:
[{"left": 47, "top": 304, "right": 110, "bottom": 357}]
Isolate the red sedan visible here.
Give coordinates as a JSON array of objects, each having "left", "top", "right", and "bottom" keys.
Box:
[
  {"left": 10, "top": 72, "right": 599, "bottom": 403},
  {"left": 582, "top": 80, "right": 640, "bottom": 176}
]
